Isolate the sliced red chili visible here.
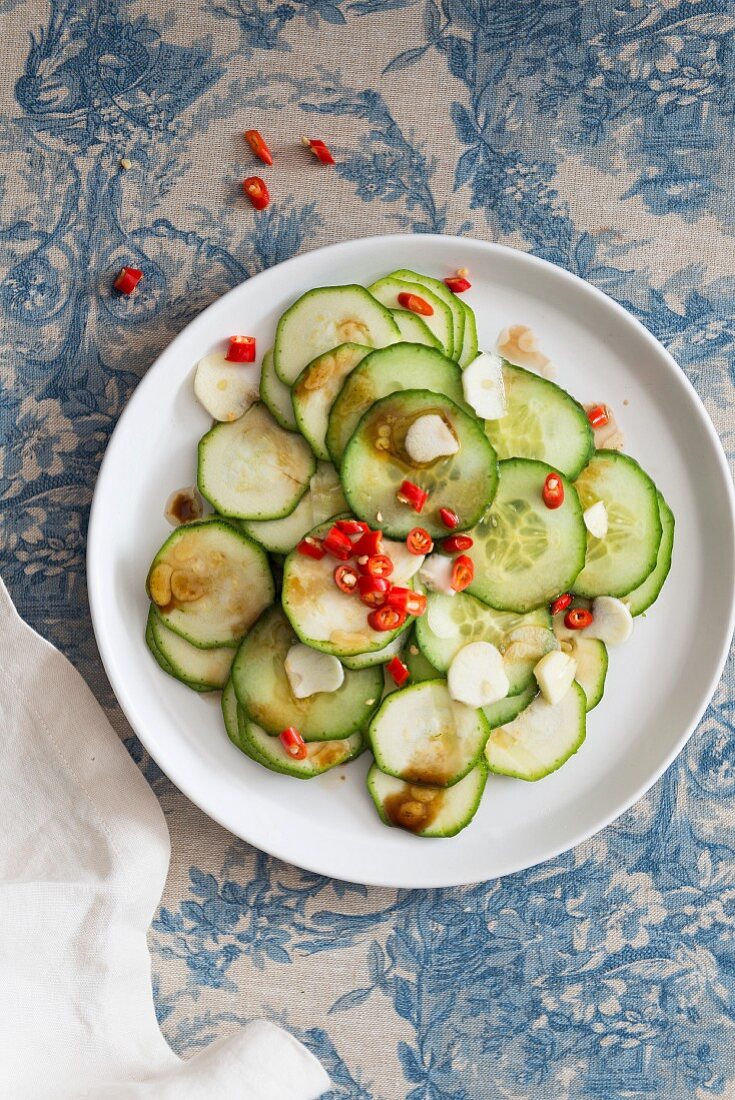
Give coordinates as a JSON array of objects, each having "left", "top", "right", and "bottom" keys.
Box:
[
  {"left": 225, "top": 335, "right": 256, "bottom": 363},
  {"left": 550, "top": 593, "right": 573, "bottom": 616},
  {"left": 385, "top": 587, "right": 426, "bottom": 616},
  {"left": 335, "top": 519, "right": 369, "bottom": 536},
  {"left": 353, "top": 529, "right": 384, "bottom": 557},
  {"left": 587, "top": 404, "right": 609, "bottom": 428},
  {"left": 406, "top": 527, "right": 433, "bottom": 555},
  {"left": 444, "top": 275, "right": 471, "bottom": 293},
  {"left": 114, "top": 266, "right": 143, "bottom": 295},
  {"left": 542, "top": 472, "right": 564, "bottom": 510},
  {"left": 303, "top": 137, "right": 335, "bottom": 165},
  {"left": 360, "top": 554, "right": 394, "bottom": 579},
  {"left": 368, "top": 606, "right": 407, "bottom": 632},
  {"left": 397, "top": 480, "right": 428, "bottom": 513},
  {"left": 386, "top": 656, "right": 410, "bottom": 687},
  {"left": 296, "top": 536, "right": 325, "bottom": 560},
  {"left": 334, "top": 564, "right": 358, "bottom": 593},
  {"left": 242, "top": 176, "right": 270, "bottom": 210},
  {"left": 358, "top": 575, "right": 391, "bottom": 608},
  {"left": 438, "top": 507, "right": 459, "bottom": 529},
  {"left": 442, "top": 534, "right": 473, "bottom": 553},
  {"left": 244, "top": 129, "right": 273, "bottom": 165},
  {"left": 279, "top": 726, "right": 308, "bottom": 760},
  {"left": 322, "top": 525, "right": 354, "bottom": 560},
  {"left": 564, "top": 607, "right": 593, "bottom": 631},
  {"left": 451, "top": 554, "right": 474, "bottom": 592},
  {"left": 397, "top": 292, "right": 433, "bottom": 317}
]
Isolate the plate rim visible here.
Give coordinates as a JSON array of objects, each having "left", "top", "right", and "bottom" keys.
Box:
[{"left": 87, "top": 232, "right": 735, "bottom": 888}]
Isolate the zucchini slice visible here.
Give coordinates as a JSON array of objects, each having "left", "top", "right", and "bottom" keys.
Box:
[
  {"left": 573, "top": 451, "right": 662, "bottom": 598},
  {"left": 341, "top": 389, "right": 498, "bottom": 538},
  {"left": 390, "top": 309, "right": 441, "bottom": 348},
  {"left": 485, "top": 681, "right": 587, "bottom": 781},
  {"left": 484, "top": 363, "right": 594, "bottom": 479},
  {"left": 404, "top": 630, "right": 441, "bottom": 683},
  {"left": 292, "top": 343, "right": 370, "bottom": 460},
  {"left": 222, "top": 679, "right": 263, "bottom": 759},
  {"left": 368, "top": 679, "right": 490, "bottom": 787},
  {"left": 367, "top": 762, "right": 487, "bottom": 837},
  {"left": 326, "top": 343, "right": 468, "bottom": 466},
  {"left": 458, "top": 300, "right": 479, "bottom": 368},
  {"left": 483, "top": 683, "right": 537, "bottom": 728},
  {"left": 341, "top": 633, "right": 405, "bottom": 670},
  {"left": 198, "top": 403, "right": 315, "bottom": 520},
  {"left": 468, "top": 458, "right": 586, "bottom": 613},
  {"left": 231, "top": 606, "right": 381, "bottom": 740},
  {"left": 625, "top": 490, "right": 674, "bottom": 616},
  {"left": 240, "top": 719, "right": 364, "bottom": 779},
  {"left": 274, "top": 284, "right": 399, "bottom": 385},
  {"left": 389, "top": 269, "right": 465, "bottom": 361},
  {"left": 415, "top": 592, "right": 555, "bottom": 696},
  {"left": 145, "top": 609, "right": 208, "bottom": 691},
  {"left": 241, "top": 462, "right": 347, "bottom": 554},
  {"left": 146, "top": 519, "right": 274, "bottom": 649},
  {"left": 149, "top": 606, "right": 235, "bottom": 690},
  {"left": 369, "top": 276, "right": 455, "bottom": 358},
  {"left": 282, "top": 521, "right": 420, "bottom": 657},
  {"left": 259, "top": 347, "right": 298, "bottom": 432}
]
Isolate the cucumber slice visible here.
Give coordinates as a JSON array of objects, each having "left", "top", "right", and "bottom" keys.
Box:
[
  {"left": 458, "top": 301, "right": 479, "bottom": 368},
  {"left": 232, "top": 606, "right": 381, "bottom": 739},
  {"left": 292, "top": 343, "right": 370, "bottom": 460},
  {"left": 390, "top": 309, "right": 441, "bottom": 348},
  {"left": 404, "top": 630, "right": 441, "bottom": 683},
  {"left": 415, "top": 592, "right": 555, "bottom": 696},
  {"left": 483, "top": 683, "right": 537, "bottom": 728},
  {"left": 342, "top": 389, "right": 498, "bottom": 538},
  {"left": 367, "top": 762, "right": 487, "bottom": 837},
  {"left": 368, "top": 679, "right": 490, "bottom": 787},
  {"left": 573, "top": 451, "right": 662, "bottom": 598},
  {"left": 146, "top": 519, "right": 274, "bottom": 648},
  {"left": 240, "top": 719, "right": 364, "bottom": 778},
  {"left": 368, "top": 276, "right": 455, "bottom": 357},
  {"left": 326, "top": 343, "right": 468, "bottom": 466},
  {"left": 222, "top": 679, "right": 263, "bottom": 759},
  {"left": 389, "top": 269, "right": 465, "bottom": 361},
  {"left": 149, "top": 607, "right": 234, "bottom": 689},
  {"left": 625, "top": 491, "right": 674, "bottom": 616},
  {"left": 274, "top": 285, "right": 399, "bottom": 385},
  {"left": 468, "top": 458, "right": 586, "bottom": 613},
  {"left": 282, "top": 520, "right": 420, "bottom": 657},
  {"left": 241, "top": 462, "right": 347, "bottom": 554},
  {"left": 145, "top": 609, "right": 208, "bottom": 691},
  {"left": 341, "top": 633, "right": 405, "bottom": 670},
  {"left": 571, "top": 638, "right": 607, "bottom": 711},
  {"left": 483, "top": 363, "right": 594, "bottom": 479},
  {"left": 485, "top": 681, "right": 587, "bottom": 781},
  {"left": 198, "top": 403, "right": 315, "bottom": 520},
  {"left": 260, "top": 348, "right": 298, "bottom": 432}
]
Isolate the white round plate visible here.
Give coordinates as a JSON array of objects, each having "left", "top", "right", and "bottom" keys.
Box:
[{"left": 88, "top": 234, "right": 735, "bottom": 888}]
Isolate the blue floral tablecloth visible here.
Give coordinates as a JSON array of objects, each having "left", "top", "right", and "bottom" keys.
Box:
[{"left": 2, "top": 1, "right": 735, "bottom": 1096}]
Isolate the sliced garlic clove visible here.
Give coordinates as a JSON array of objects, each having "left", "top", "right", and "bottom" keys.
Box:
[
  {"left": 194, "top": 349, "right": 260, "bottom": 422},
  {"left": 583, "top": 500, "right": 609, "bottom": 539},
  {"left": 448, "top": 641, "right": 509, "bottom": 708},
  {"left": 284, "top": 643, "right": 345, "bottom": 699},
  {"left": 584, "top": 597, "right": 633, "bottom": 646},
  {"left": 419, "top": 554, "right": 456, "bottom": 596},
  {"left": 462, "top": 351, "right": 507, "bottom": 420},
  {"left": 533, "top": 649, "right": 577, "bottom": 706},
  {"left": 404, "top": 413, "right": 460, "bottom": 464}
]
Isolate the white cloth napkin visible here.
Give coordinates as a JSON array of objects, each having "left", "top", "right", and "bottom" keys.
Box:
[{"left": 0, "top": 577, "right": 329, "bottom": 1100}]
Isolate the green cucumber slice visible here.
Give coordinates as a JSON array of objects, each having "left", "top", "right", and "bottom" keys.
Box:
[
  {"left": 389, "top": 269, "right": 465, "bottom": 362},
  {"left": 552, "top": 610, "right": 607, "bottom": 710},
  {"left": 341, "top": 389, "right": 498, "bottom": 538},
  {"left": 367, "top": 762, "right": 487, "bottom": 837},
  {"left": 282, "top": 520, "right": 420, "bottom": 657},
  {"left": 368, "top": 276, "right": 455, "bottom": 358},
  {"left": 292, "top": 343, "right": 370, "bottom": 460},
  {"left": 341, "top": 633, "right": 405, "bottom": 670},
  {"left": 625, "top": 491, "right": 674, "bottom": 616},
  {"left": 573, "top": 451, "right": 662, "bottom": 598},
  {"left": 198, "top": 403, "right": 315, "bottom": 520},
  {"left": 149, "top": 607, "right": 234, "bottom": 689},
  {"left": 326, "top": 343, "right": 468, "bottom": 467},
  {"left": 390, "top": 309, "right": 441, "bottom": 348},
  {"left": 483, "top": 683, "right": 537, "bottom": 728},
  {"left": 468, "top": 458, "right": 586, "bottom": 613},
  {"left": 274, "top": 285, "right": 399, "bottom": 385},
  {"left": 404, "top": 630, "right": 441, "bottom": 683},
  {"left": 222, "top": 679, "right": 263, "bottom": 759},
  {"left": 485, "top": 681, "right": 587, "bottom": 780},
  {"left": 483, "top": 363, "right": 594, "bottom": 479},
  {"left": 240, "top": 719, "right": 364, "bottom": 778},
  {"left": 146, "top": 519, "right": 274, "bottom": 649},
  {"left": 145, "top": 609, "right": 208, "bottom": 691},
  {"left": 241, "top": 462, "right": 346, "bottom": 554},
  {"left": 368, "top": 679, "right": 490, "bottom": 787},
  {"left": 415, "top": 592, "right": 555, "bottom": 696},
  {"left": 458, "top": 301, "right": 479, "bottom": 368},
  {"left": 232, "top": 606, "right": 381, "bottom": 740},
  {"left": 259, "top": 348, "right": 298, "bottom": 432}
]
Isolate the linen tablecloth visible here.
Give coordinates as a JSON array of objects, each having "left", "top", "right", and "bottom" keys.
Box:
[{"left": 2, "top": 2, "right": 734, "bottom": 1096}]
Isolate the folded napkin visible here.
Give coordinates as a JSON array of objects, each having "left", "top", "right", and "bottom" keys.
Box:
[{"left": 0, "top": 577, "right": 329, "bottom": 1100}]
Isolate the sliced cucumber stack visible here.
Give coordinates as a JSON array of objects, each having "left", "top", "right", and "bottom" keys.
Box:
[
  {"left": 369, "top": 276, "right": 455, "bottom": 358},
  {"left": 390, "top": 269, "right": 465, "bottom": 362},
  {"left": 145, "top": 610, "right": 208, "bottom": 691},
  {"left": 485, "top": 681, "right": 587, "bottom": 780},
  {"left": 367, "top": 762, "right": 487, "bottom": 837},
  {"left": 468, "top": 458, "right": 586, "bottom": 613},
  {"left": 148, "top": 606, "right": 234, "bottom": 690},
  {"left": 625, "top": 490, "right": 674, "bottom": 616},
  {"left": 292, "top": 343, "right": 370, "bottom": 460},
  {"left": 240, "top": 719, "right": 364, "bottom": 778},
  {"left": 573, "top": 451, "right": 662, "bottom": 598},
  {"left": 241, "top": 462, "right": 346, "bottom": 554},
  {"left": 390, "top": 309, "right": 441, "bottom": 348},
  {"left": 342, "top": 389, "right": 498, "bottom": 538},
  {"left": 260, "top": 347, "right": 298, "bottom": 432}
]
